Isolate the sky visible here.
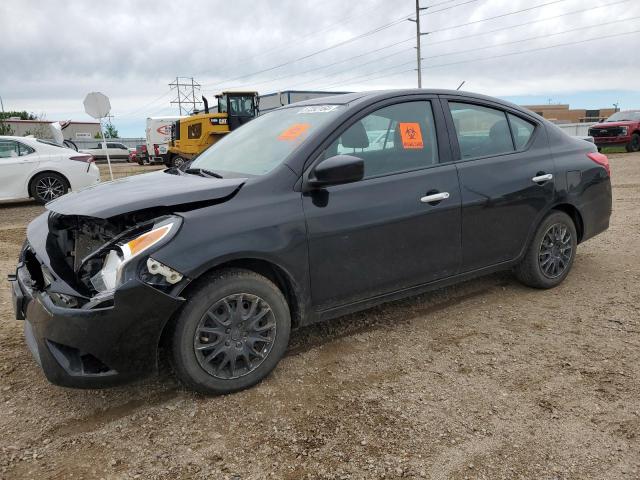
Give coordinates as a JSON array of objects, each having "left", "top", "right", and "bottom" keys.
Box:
[{"left": 1, "top": 0, "right": 639, "bottom": 137}]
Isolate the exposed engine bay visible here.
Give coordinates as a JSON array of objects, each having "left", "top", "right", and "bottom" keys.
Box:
[{"left": 23, "top": 209, "right": 185, "bottom": 308}]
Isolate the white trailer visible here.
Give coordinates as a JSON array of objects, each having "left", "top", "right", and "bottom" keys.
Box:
[
  {"left": 258, "top": 90, "right": 350, "bottom": 114},
  {"left": 146, "top": 116, "right": 185, "bottom": 163}
]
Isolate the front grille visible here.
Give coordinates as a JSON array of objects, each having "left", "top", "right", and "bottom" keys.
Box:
[{"left": 589, "top": 127, "right": 623, "bottom": 137}]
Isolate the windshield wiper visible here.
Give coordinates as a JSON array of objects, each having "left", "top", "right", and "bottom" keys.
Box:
[{"left": 185, "top": 168, "right": 223, "bottom": 179}]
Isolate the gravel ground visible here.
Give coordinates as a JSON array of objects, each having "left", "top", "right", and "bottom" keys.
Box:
[{"left": 0, "top": 154, "right": 638, "bottom": 480}]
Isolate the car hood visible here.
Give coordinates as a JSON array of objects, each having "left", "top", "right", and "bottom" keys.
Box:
[
  {"left": 46, "top": 170, "right": 246, "bottom": 218},
  {"left": 591, "top": 121, "right": 636, "bottom": 128}
]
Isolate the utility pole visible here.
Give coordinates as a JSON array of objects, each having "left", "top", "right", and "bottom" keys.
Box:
[
  {"left": 169, "top": 77, "right": 202, "bottom": 115},
  {"left": 408, "top": 1, "right": 428, "bottom": 88}
]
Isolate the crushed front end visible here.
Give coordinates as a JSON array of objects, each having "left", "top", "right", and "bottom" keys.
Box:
[{"left": 9, "top": 210, "right": 188, "bottom": 388}]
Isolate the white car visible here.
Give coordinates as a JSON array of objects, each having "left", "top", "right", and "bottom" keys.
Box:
[
  {"left": 0, "top": 136, "right": 101, "bottom": 204},
  {"left": 80, "top": 141, "right": 130, "bottom": 160}
]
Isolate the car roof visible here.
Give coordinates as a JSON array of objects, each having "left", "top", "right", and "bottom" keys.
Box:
[{"left": 287, "top": 89, "right": 529, "bottom": 115}]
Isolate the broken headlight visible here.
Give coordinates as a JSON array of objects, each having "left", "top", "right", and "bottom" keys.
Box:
[{"left": 90, "top": 217, "right": 181, "bottom": 294}]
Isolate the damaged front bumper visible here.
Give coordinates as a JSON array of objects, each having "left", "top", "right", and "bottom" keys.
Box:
[
  {"left": 9, "top": 212, "right": 186, "bottom": 389},
  {"left": 10, "top": 260, "right": 184, "bottom": 388}
]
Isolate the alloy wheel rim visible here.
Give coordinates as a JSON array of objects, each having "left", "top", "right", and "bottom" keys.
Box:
[
  {"left": 174, "top": 157, "right": 185, "bottom": 167},
  {"left": 193, "top": 293, "right": 276, "bottom": 380},
  {"left": 35, "top": 177, "right": 65, "bottom": 201},
  {"left": 538, "top": 223, "right": 573, "bottom": 279}
]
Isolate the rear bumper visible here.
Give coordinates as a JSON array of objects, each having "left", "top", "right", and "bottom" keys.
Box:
[{"left": 10, "top": 262, "right": 183, "bottom": 389}]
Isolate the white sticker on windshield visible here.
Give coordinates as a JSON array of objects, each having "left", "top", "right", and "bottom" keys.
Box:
[{"left": 297, "top": 105, "right": 339, "bottom": 114}]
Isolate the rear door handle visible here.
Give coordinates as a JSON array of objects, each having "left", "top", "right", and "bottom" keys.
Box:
[
  {"left": 532, "top": 173, "right": 553, "bottom": 183},
  {"left": 420, "top": 192, "right": 450, "bottom": 204}
]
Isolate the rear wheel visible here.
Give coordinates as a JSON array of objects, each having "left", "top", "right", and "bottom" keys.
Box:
[
  {"left": 514, "top": 211, "right": 577, "bottom": 289},
  {"left": 171, "top": 269, "right": 291, "bottom": 394},
  {"left": 625, "top": 133, "right": 640, "bottom": 152},
  {"left": 30, "top": 172, "right": 69, "bottom": 204}
]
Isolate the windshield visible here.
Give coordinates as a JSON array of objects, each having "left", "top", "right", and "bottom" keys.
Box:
[
  {"left": 229, "top": 96, "right": 255, "bottom": 116},
  {"left": 606, "top": 111, "right": 640, "bottom": 122},
  {"left": 191, "top": 104, "right": 345, "bottom": 176}
]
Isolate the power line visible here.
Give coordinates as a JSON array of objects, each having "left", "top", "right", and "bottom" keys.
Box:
[
  {"left": 426, "top": 0, "right": 484, "bottom": 14},
  {"left": 424, "top": 0, "right": 573, "bottom": 34},
  {"left": 205, "top": 0, "right": 578, "bottom": 93},
  {"left": 337, "top": 28, "right": 640, "bottom": 87},
  {"left": 117, "top": 90, "right": 172, "bottom": 118},
  {"left": 421, "top": 15, "right": 640, "bottom": 61},
  {"left": 200, "top": 11, "right": 415, "bottom": 89},
  {"left": 424, "top": 0, "right": 631, "bottom": 47},
  {"left": 296, "top": 7, "right": 637, "bottom": 91}
]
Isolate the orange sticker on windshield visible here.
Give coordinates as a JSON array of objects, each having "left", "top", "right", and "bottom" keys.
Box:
[
  {"left": 278, "top": 123, "right": 310, "bottom": 141},
  {"left": 399, "top": 122, "right": 424, "bottom": 149}
]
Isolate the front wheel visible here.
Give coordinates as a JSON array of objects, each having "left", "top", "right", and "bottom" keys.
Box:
[
  {"left": 171, "top": 155, "right": 187, "bottom": 168},
  {"left": 625, "top": 133, "right": 640, "bottom": 152},
  {"left": 171, "top": 269, "right": 291, "bottom": 394},
  {"left": 514, "top": 211, "right": 577, "bottom": 289}
]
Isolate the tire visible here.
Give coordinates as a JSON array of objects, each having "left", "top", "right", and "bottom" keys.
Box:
[
  {"left": 137, "top": 158, "right": 143, "bottom": 165},
  {"left": 171, "top": 268, "right": 291, "bottom": 394},
  {"left": 625, "top": 133, "right": 640, "bottom": 153},
  {"left": 172, "top": 156, "right": 187, "bottom": 168},
  {"left": 514, "top": 211, "right": 577, "bottom": 289},
  {"left": 30, "top": 172, "right": 69, "bottom": 204}
]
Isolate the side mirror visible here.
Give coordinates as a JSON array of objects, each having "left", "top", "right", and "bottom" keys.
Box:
[{"left": 306, "top": 154, "right": 364, "bottom": 190}]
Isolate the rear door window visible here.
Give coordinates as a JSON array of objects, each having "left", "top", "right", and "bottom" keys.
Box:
[
  {"left": 449, "top": 102, "right": 515, "bottom": 159},
  {"left": 0, "top": 140, "right": 20, "bottom": 158}
]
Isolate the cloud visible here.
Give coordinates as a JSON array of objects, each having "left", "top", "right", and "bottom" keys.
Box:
[{"left": 1, "top": 0, "right": 638, "bottom": 135}]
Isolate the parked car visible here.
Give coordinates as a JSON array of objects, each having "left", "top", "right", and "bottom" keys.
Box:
[
  {"left": 79, "top": 141, "right": 130, "bottom": 160},
  {"left": 588, "top": 110, "right": 640, "bottom": 152},
  {"left": 10, "top": 90, "right": 612, "bottom": 394},
  {"left": 135, "top": 144, "right": 150, "bottom": 165},
  {"left": 0, "top": 136, "right": 100, "bottom": 204}
]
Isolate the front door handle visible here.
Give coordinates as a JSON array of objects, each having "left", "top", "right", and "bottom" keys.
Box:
[
  {"left": 532, "top": 173, "right": 553, "bottom": 183},
  {"left": 420, "top": 192, "right": 450, "bottom": 204}
]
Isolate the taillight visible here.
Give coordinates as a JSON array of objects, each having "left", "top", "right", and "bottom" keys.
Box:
[
  {"left": 587, "top": 152, "right": 610, "bottom": 176},
  {"left": 70, "top": 155, "right": 95, "bottom": 163},
  {"left": 154, "top": 144, "right": 159, "bottom": 156}
]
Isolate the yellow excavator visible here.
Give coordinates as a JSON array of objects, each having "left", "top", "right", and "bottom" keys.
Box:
[{"left": 166, "top": 91, "right": 259, "bottom": 167}]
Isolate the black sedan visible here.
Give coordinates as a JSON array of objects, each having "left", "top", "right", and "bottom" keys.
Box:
[{"left": 10, "top": 90, "right": 612, "bottom": 394}]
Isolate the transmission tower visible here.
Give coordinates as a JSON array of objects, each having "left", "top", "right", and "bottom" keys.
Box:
[{"left": 169, "top": 77, "right": 202, "bottom": 115}]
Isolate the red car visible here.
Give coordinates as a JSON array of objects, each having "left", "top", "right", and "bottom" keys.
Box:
[{"left": 588, "top": 110, "right": 640, "bottom": 152}]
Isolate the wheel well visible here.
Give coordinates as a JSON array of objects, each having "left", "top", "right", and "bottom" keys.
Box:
[
  {"left": 28, "top": 170, "right": 70, "bottom": 196},
  {"left": 156, "top": 258, "right": 302, "bottom": 369},
  {"left": 552, "top": 204, "right": 584, "bottom": 243}
]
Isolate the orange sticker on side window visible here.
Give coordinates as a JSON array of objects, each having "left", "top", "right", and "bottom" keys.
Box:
[
  {"left": 399, "top": 122, "right": 424, "bottom": 149},
  {"left": 278, "top": 123, "right": 311, "bottom": 141}
]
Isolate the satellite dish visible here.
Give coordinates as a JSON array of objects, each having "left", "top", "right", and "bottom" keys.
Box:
[
  {"left": 83, "top": 92, "right": 111, "bottom": 119},
  {"left": 50, "top": 122, "right": 64, "bottom": 145},
  {"left": 83, "top": 91, "right": 114, "bottom": 180}
]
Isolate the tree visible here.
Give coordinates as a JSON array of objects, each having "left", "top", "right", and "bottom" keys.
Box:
[
  {"left": 0, "top": 121, "right": 13, "bottom": 135},
  {"left": 103, "top": 122, "right": 119, "bottom": 139},
  {"left": 0, "top": 111, "right": 37, "bottom": 121},
  {"left": 0, "top": 110, "right": 35, "bottom": 135}
]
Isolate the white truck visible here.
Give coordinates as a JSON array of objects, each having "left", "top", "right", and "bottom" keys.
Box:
[{"left": 145, "top": 116, "right": 185, "bottom": 164}]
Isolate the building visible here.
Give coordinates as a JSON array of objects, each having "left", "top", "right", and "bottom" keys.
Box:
[
  {"left": 522, "top": 104, "right": 618, "bottom": 124},
  {"left": 1, "top": 119, "right": 101, "bottom": 140}
]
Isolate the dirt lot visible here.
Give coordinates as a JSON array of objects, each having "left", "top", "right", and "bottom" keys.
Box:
[{"left": 0, "top": 155, "right": 638, "bottom": 480}]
